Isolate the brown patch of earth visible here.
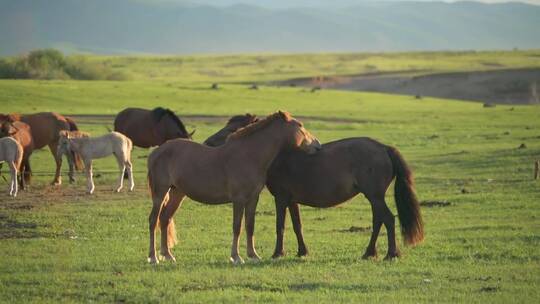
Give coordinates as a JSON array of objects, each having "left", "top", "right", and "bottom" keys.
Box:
[{"left": 274, "top": 68, "right": 540, "bottom": 105}]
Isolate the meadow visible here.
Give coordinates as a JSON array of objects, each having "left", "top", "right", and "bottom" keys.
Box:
[{"left": 0, "top": 51, "right": 539, "bottom": 303}]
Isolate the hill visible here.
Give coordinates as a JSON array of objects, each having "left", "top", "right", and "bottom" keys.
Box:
[{"left": 1, "top": 0, "right": 539, "bottom": 55}]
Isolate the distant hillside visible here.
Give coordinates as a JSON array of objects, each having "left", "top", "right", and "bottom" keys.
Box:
[{"left": 1, "top": 0, "right": 539, "bottom": 55}]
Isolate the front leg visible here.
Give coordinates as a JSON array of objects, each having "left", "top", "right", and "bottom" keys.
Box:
[
  {"left": 245, "top": 197, "right": 261, "bottom": 261},
  {"left": 230, "top": 202, "right": 245, "bottom": 265},
  {"left": 272, "top": 200, "right": 288, "bottom": 258},
  {"left": 289, "top": 202, "right": 309, "bottom": 257}
]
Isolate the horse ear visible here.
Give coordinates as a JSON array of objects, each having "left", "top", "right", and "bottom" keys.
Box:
[{"left": 189, "top": 129, "right": 196, "bottom": 137}]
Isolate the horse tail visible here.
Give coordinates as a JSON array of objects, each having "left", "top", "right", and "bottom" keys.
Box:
[
  {"left": 64, "top": 117, "right": 85, "bottom": 171},
  {"left": 386, "top": 146, "right": 424, "bottom": 246}
]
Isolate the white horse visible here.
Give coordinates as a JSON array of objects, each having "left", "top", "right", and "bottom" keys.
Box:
[
  {"left": 0, "top": 137, "right": 23, "bottom": 197},
  {"left": 58, "top": 131, "right": 134, "bottom": 194}
]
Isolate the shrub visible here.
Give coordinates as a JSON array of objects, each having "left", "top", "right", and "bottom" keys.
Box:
[{"left": 0, "top": 49, "right": 128, "bottom": 81}]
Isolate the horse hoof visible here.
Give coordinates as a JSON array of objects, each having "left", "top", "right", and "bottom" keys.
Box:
[
  {"left": 247, "top": 255, "right": 262, "bottom": 263},
  {"left": 297, "top": 250, "right": 309, "bottom": 257},
  {"left": 229, "top": 256, "right": 245, "bottom": 265},
  {"left": 161, "top": 254, "right": 176, "bottom": 262},
  {"left": 272, "top": 252, "right": 285, "bottom": 259},
  {"left": 148, "top": 256, "right": 159, "bottom": 264},
  {"left": 384, "top": 252, "right": 401, "bottom": 261}
]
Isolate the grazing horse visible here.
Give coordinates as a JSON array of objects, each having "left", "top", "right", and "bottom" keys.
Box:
[
  {"left": 58, "top": 131, "right": 134, "bottom": 194},
  {"left": 0, "top": 121, "right": 34, "bottom": 189},
  {"left": 114, "top": 107, "right": 194, "bottom": 148},
  {"left": 205, "top": 115, "right": 424, "bottom": 260},
  {"left": 0, "top": 137, "right": 23, "bottom": 197},
  {"left": 0, "top": 112, "right": 83, "bottom": 185},
  {"left": 147, "top": 111, "right": 321, "bottom": 264}
]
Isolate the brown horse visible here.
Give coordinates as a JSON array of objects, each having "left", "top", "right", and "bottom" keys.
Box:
[
  {"left": 0, "top": 112, "right": 82, "bottom": 185},
  {"left": 147, "top": 111, "right": 321, "bottom": 264},
  {"left": 205, "top": 115, "right": 424, "bottom": 260},
  {"left": 114, "top": 107, "right": 194, "bottom": 148},
  {"left": 0, "top": 121, "right": 34, "bottom": 189},
  {"left": 203, "top": 114, "right": 259, "bottom": 146}
]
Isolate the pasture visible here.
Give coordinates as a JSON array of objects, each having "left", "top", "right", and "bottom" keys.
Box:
[{"left": 0, "top": 51, "right": 539, "bottom": 303}]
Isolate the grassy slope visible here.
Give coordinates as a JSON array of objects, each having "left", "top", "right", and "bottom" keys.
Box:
[
  {"left": 83, "top": 50, "right": 540, "bottom": 82},
  {"left": 0, "top": 51, "right": 540, "bottom": 303}
]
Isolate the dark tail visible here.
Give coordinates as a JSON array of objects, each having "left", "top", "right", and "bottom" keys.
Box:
[
  {"left": 386, "top": 146, "right": 424, "bottom": 246},
  {"left": 65, "top": 117, "right": 84, "bottom": 171}
]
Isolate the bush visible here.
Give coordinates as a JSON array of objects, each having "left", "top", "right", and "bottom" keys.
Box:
[{"left": 0, "top": 49, "right": 128, "bottom": 81}]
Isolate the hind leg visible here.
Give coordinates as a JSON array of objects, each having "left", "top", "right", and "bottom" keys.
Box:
[
  {"left": 115, "top": 156, "right": 125, "bottom": 192},
  {"left": 148, "top": 188, "right": 169, "bottom": 264},
  {"left": 84, "top": 160, "right": 95, "bottom": 194},
  {"left": 289, "top": 203, "right": 309, "bottom": 257},
  {"left": 49, "top": 143, "right": 62, "bottom": 185},
  {"left": 362, "top": 197, "right": 384, "bottom": 259},
  {"left": 126, "top": 160, "right": 134, "bottom": 191},
  {"left": 8, "top": 161, "right": 18, "bottom": 197},
  {"left": 159, "top": 187, "right": 185, "bottom": 262},
  {"left": 367, "top": 196, "right": 400, "bottom": 260}
]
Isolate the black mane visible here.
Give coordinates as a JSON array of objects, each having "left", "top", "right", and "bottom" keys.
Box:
[
  {"left": 151, "top": 107, "right": 188, "bottom": 135},
  {"left": 227, "top": 113, "right": 258, "bottom": 125}
]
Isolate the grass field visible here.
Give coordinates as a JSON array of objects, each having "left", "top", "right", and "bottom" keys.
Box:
[{"left": 0, "top": 51, "right": 539, "bottom": 303}]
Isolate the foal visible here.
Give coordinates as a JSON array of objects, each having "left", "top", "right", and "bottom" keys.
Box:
[
  {"left": 0, "top": 137, "right": 23, "bottom": 197},
  {"left": 0, "top": 121, "right": 34, "bottom": 189},
  {"left": 58, "top": 131, "right": 134, "bottom": 194},
  {"left": 147, "top": 111, "right": 321, "bottom": 264}
]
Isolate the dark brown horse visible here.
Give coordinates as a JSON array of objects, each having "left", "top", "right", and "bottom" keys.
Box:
[
  {"left": 147, "top": 111, "right": 321, "bottom": 264},
  {"left": 0, "top": 112, "right": 82, "bottom": 185},
  {"left": 205, "top": 115, "right": 424, "bottom": 260},
  {"left": 203, "top": 114, "right": 259, "bottom": 146},
  {"left": 114, "top": 107, "right": 194, "bottom": 148},
  {"left": 0, "top": 121, "right": 34, "bottom": 189}
]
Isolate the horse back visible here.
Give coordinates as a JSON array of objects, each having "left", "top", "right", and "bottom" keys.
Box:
[
  {"left": 20, "top": 112, "right": 70, "bottom": 149},
  {"left": 114, "top": 108, "right": 157, "bottom": 148}
]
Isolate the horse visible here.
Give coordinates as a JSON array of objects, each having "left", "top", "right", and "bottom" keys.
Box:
[
  {"left": 0, "top": 121, "right": 34, "bottom": 190},
  {"left": 114, "top": 107, "right": 194, "bottom": 148},
  {"left": 58, "top": 131, "right": 134, "bottom": 194},
  {"left": 0, "top": 112, "right": 83, "bottom": 185},
  {"left": 0, "top": 137, "right": 23, "bottom": 197},
  {"left": 205, "top": 114, "right": 424, "bottom": 260},
  {"left": 203, "top": 114, "right": 259, "bottom": 147},
  {"left": 147, "top": 111, "right": 321, "bottom": 265}
]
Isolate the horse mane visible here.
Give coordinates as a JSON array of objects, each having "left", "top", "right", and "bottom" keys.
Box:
[
  {"left": 227, "top": 113, "right": 259, "bottom": 125},
  {"left": 0, "top": 113, "right": 21, "bottom": 122},
  {"left": 227, "top": 111, "right": 291, "bottom": 141},
  {"left": 59, "top": 130, "right": 90, "bottom": 138},
  {"left": 151, "top": 107, "right": 188, "bottom": 135}
]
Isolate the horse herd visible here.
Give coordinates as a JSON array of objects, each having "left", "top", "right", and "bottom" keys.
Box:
[{"left": 0, "top": 108, "right": 424, "bottom": 263}]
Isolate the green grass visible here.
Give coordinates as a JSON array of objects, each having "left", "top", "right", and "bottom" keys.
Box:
[
  {"left": 0, "top": 50, "right": 539, "bottom": 303},
  {"left": 25, "top": 49, "right": 540, "bottom": 82}
]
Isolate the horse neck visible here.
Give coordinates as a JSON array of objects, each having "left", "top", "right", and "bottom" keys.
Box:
[{"left": 228, "top": 121, "right": 292, "bottom": 168}]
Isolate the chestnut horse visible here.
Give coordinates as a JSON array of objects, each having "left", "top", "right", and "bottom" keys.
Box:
[
  {"left": 147, "top": 111, "right": 321, "bottom": 264},
  {"left": 0, "top": 121, "right": 34, "bottom": 189},
  {"left": 0, "top": 112, "right": 82, "bottom": 185},
  {"left": 114, "top": 107, "right": 194, "bottom": 148},
  {"left": 205, "top": 114, "right": 424, "bottom": 260}
]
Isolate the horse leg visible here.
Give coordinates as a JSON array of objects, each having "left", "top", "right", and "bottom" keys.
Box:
[
  {"left": 159, "top": 187, "right": 185, "bottom": 262},
  {"left": 126, "top": 160, "right": 134, "bottom": 191},
  {"left": 67, "top": 151, "right": 75, "bottom": 184},
  {"left": 271, "top": 199, "right": 288, "bottom": 258},
  {"left": 8, "top": 161, "right": 17, "bottom": 197},
  {"left": 85, "top": 160, "right": 95, "bottom": 194},
  {"left": 115, "top": 155, "right": 125, "bottom": 192},
  {"left": 289, "top": 202, "right": 309, "bottom": 257},
  {"left": 18, "top": 160, "right": 25, "bottom": 191},
  {"left": 230, "top": 202, "right": 245, "bottom": 265},
  {"left": 148, "top": 187, "right": 169, "bottom": 264},
  {"left": 368, "top": 196, "right": 400, "bottom": 260},
  {"left": 245, "top": 197, "right": 261, "bottom": 261},
  {"left": 48, "top": 143, "right": 62, "bottom": 185},
  {"left": 362, "top": 197, "right": 384, "bottom": 259}
]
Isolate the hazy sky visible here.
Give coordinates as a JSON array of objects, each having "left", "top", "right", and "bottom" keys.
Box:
[{"left": 158, "top": 0, "right": 540, "bottom": 6}]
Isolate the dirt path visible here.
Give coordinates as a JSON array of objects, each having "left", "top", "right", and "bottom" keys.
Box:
[{"left": 274, "top": 68, "right": 540, "bottom": 105}]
